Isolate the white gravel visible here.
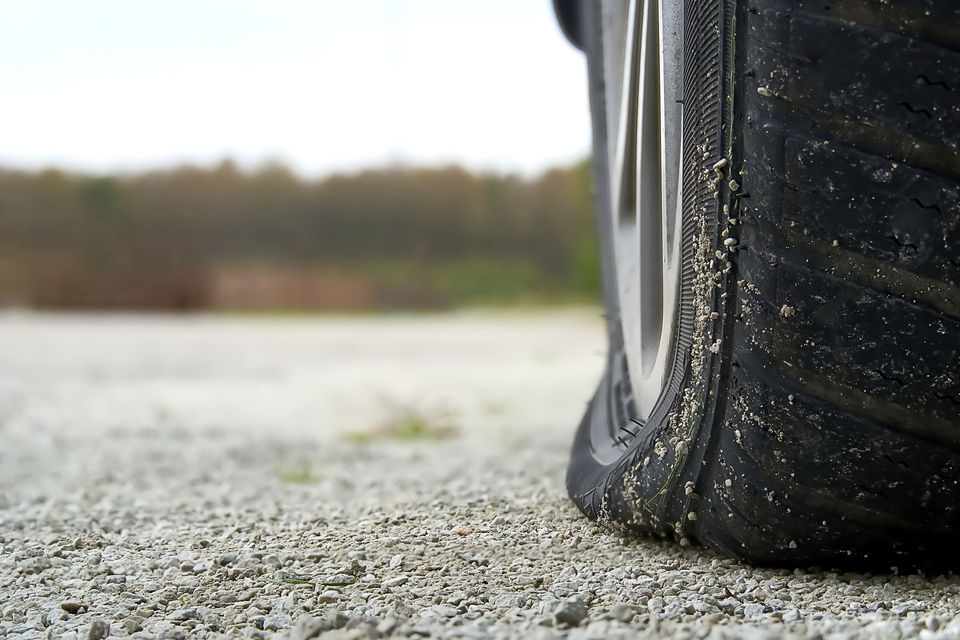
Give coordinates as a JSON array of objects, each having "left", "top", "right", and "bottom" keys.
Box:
[{"left": 2, "top": 310, "right": 959, "bottom": 640}]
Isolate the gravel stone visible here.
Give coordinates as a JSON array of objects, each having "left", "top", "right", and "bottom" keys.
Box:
[
  {"left": 262, "top": 614, "right": 292, "bottom": 631},
  {"left": 20, "top": 557, "right": 52, "bottom": 574},
  {"left": 156, "top": 624, "right": 185, "bottom": 640},
  {"left": 288, "top": 615, "right": 332, "bottom": 640},
  {"left": 430, "top": 605, "right": 458, "bottom": 618},
  {"left": 383, "top": 576, "right": 408, "bottom": 587},
  {"left": 326, "top": 610, "right": 351, "bottom": 630},
  {"left": 783, "top": 609, "right": 802, "bottom": 623},
  {"left": 376, "top": 616, "right": 403, "bottom": 636},
  {"left": 609, "top": 602, "right": 636, "bottom": 623},
  {"left": 168, "top": 608, "right": 198, "bottom": 622},
  {"left": 86, "top": 619, "right": 109, "bottom": 640},
  {"left": 121, "top": 617, "right": 144, "bottom": 634},
  {"left": 648, "top": 596, "right": 665, "bottom": 615},
  {"left": 60, "top": 602, "right": 86, "bottom": 615},
  {"left": 554, "top": 597, "right": 589, "bottom": 626},
  {"left": 217, "top": 553, "right": 239, "bottom": 566}
]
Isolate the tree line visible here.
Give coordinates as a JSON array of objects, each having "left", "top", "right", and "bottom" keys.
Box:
[{"left": 0, "top": 160, "right": 600, "bottom": 310}]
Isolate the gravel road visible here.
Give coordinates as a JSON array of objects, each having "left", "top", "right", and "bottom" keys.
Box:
[{"left": 2, "top": 311, "right": 959, "bottom": 640}]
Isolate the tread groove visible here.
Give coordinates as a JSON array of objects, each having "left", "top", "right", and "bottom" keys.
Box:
[
  {"left": 743, "top": 349, "right": 960, "bottom": 453},
  {"left": 779, "top": 228, "right": 960, "bottom": 322},
  {"left": 790, "top": 0, "right": 960, "bottom": 53}
]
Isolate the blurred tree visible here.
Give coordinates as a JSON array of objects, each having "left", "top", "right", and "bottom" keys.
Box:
[{"left": 0, "top": 159, "right": 599, "bottom": 310}]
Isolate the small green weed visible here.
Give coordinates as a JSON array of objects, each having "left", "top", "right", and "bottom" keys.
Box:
[
  {"left": 345, "top": 400, "right": 458, "bottom": 444},
  {"left": 275, "top": 462, "right": 320, "bottom": 484}
]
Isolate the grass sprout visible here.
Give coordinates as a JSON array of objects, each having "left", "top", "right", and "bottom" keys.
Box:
[{"left": 345, "top": 398, "right": 459, "bottom": 444}]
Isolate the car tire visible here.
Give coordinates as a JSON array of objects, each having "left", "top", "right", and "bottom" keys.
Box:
[{"left": 562, "top": 0, "right": 960, "bottom": 569}]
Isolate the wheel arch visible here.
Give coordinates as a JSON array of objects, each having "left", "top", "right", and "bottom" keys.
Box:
[{"left": 553, "top": 0, "right": 587, "bottom": 50}]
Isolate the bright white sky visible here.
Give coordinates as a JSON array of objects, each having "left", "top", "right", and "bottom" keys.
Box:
[{"left": 0, "top": 1, "right": 590, "bottom": 177}]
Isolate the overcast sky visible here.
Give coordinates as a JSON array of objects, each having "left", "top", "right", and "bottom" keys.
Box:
[{"left": 0, "top": 1, "right": 590, "bottom": 177}]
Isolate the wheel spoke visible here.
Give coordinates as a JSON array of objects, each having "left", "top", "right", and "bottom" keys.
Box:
[
  {"left": 660, "top": 0, "right": 684, "bottom": 264},
  {"left": 606, "top": 0, "right": 684, "bottom": 420},
  {"left": 637, "top": 0, "right": 664, "bottom": 380},
  {"left": 611, "top": 0, "right": 642, "bottom": 219}
]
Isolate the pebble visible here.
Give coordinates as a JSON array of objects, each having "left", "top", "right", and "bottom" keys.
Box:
[
  {"left": 87, "top": 619, "right": 109, "bottom": 640},
  {"left": 648, "top": 597, "right": 665, "bottom": 614},
  {"left": 60, "top": 602, "right": 86, "bottom": 614},
  {"left": 377, "top": 616, "right": 403, "bottom": 636},
  {"left": 327, "top": 610, "right": 351, "bottom": 629},
  {"left": 157, "top": 625, "right": 185, "bottom": 640},
  {"left": 783, "top": 609, "right": 801, "bottom": 623},
  {"left": 122, "top": 617, "right": 144, "bottom": 634},
  {"left": 316, "top": 590, "right": 341, "bottom": 604},
  {"left": 167, "top": 608, "right": 197, "bottom": 622},
  {"left": 262, "top": 613, "right": 291, "bottom": 631},
  {"left": 609, "top": 602, "right": 636, "bottom": 623},
  {"left": 288, "top": 615, "right": 333, "bottom": 640},
  {"left": 554, "top": 597, "right": 588, "bottom": 626},
  {"left": 431, "top": 605, "right": 458, "bottom": 618}
]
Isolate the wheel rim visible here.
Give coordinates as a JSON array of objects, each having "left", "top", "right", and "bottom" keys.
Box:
[{"left": 605, "top": 0, "right": 684, "bottom": 421}]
